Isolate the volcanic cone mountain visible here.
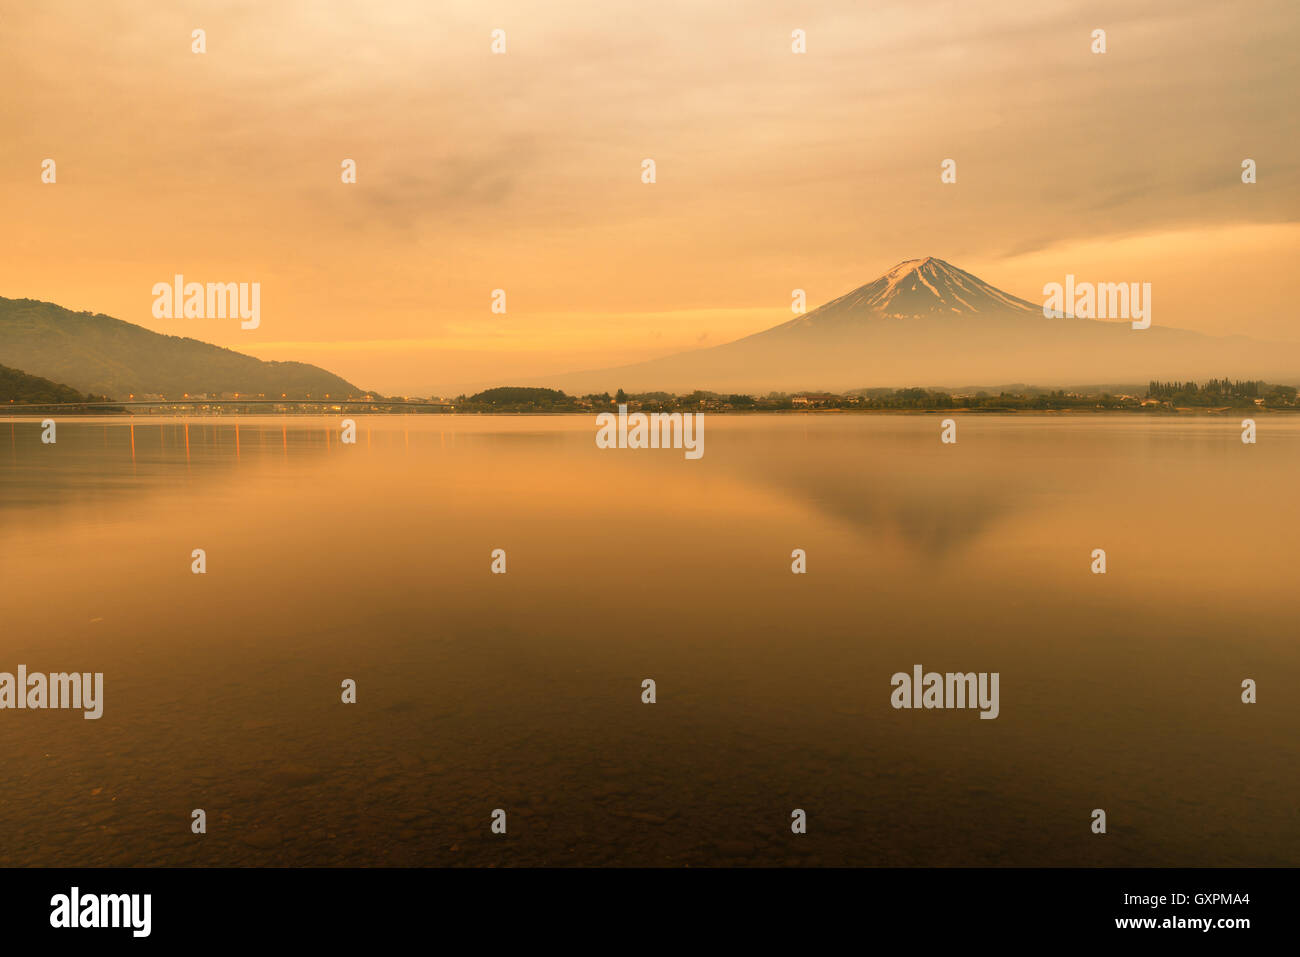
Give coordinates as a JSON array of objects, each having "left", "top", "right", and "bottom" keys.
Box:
[{"left": 542, "top": 258, "right": 1300, "bottom": 393}]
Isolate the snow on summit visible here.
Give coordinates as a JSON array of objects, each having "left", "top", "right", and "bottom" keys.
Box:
[{"left": 784, "top": 257, "right": 1040, "bottom": 324}]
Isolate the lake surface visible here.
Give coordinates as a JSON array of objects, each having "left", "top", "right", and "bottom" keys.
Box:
[{"left": 1, "top": 414, "right": 1296, "bottom": 866}]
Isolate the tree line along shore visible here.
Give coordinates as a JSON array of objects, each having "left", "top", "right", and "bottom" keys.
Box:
[{"left": 4, "top": 378, "right": 1298, "bottom": 415}]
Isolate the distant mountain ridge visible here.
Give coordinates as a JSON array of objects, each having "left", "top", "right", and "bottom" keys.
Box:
[
  {"left": 0, "top": 297, "right": 361, "bottom": 400},
  {"left": 539, "top": 258, "right": 1300, "bottom": 394}
]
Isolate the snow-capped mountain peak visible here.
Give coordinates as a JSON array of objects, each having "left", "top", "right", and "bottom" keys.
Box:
[{"left": 786, "top": 257, "right": 1039, "bottom": 324}]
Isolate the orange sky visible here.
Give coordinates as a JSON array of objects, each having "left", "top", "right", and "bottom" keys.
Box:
[{"left": 3, "top": 0, "right": 1297, "bottom": 395}]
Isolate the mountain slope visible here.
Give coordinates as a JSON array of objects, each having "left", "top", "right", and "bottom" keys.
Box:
[
  {"left": 0, "top": 362, "right": 108, "bottom": 404},
  {"left": 541, "top": 258, "right": 1300, "bottom": 393},
  {"left": 0, "top": 297, "right": 361, "bottom": 400},
  {"left": 774, "top": 257, "right": 1038, "bottom": 326}
]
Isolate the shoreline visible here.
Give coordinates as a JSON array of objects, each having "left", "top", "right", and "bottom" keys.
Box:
[{"left": 3, "top": 407, "right": 1295, "bottom": 419}]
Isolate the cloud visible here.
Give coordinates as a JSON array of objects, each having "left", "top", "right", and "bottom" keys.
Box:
[{"left": 2, "top": 0, "right": 1297, "bottom": 394}]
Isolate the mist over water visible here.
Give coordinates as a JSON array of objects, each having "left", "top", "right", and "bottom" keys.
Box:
[{"left": 1, "top": 414, "right": 1295, "bottom": 866}]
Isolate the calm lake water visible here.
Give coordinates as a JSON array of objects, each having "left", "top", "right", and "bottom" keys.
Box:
[{"left": 1, "top": 414, "right": 1296, "bottom": 866}]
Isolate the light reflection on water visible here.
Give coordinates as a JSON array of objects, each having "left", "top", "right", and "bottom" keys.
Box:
[{"left": 0, "top": 414, "right": 1295, "bottom": 866}]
